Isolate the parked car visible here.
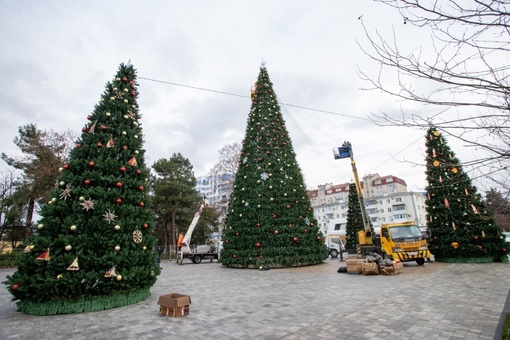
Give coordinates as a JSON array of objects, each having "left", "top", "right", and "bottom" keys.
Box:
[{"left": 503, "top": 232, "right": 510, "bottom": 243}]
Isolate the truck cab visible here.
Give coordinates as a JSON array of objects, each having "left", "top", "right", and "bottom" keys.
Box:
[{"left": 378, "top": 222, "right": 431, "bottom": 265}]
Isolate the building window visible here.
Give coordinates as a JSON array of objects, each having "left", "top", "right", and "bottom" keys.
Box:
[
  {"left": 386, "top": 199, "right": 390, "bottom": 204},
  {"left": 386, "top": 178, "right": 393, "bottom": 182},
  {"left": 388, "top": 208, "right": 392, "bottom": 212},
  {"left": 396, "top": 197, "right": 402, "bottom": 202}
]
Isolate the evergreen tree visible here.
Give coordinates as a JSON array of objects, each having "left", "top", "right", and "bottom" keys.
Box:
[
  {"left": 3, "top": 63, "right": 161, "bottom": 315},
  {"left": 344, "top": 182, "right": 371, "bottom": 250},
  {"left": 152, "top": 154, "right": 200, "bottom": 254},
  {"left": 425, "top": 126, "right": 508, "bottom": 263},
  {"left": 220, "top": 64, "right": 328, "bottom": 268}
]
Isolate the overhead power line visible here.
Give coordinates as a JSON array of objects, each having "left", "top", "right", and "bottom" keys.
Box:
[{"left": 139, "top": 76, "right": 370, "bottom": 122}]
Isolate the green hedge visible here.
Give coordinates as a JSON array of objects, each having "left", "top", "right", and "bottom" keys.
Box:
[{"left": 0, "top": 252, "right": 21, "bottom": 268}]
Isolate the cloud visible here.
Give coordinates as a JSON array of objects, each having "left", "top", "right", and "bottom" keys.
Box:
[{"left": 0, "top": 1, "right": 493, "bottom": 194}]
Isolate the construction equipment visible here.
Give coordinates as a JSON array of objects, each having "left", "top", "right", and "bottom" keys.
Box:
[
  {"left": 176, "top": 199, "right": 219, "bottom": 264},
  {"left": 333, "top": 142, "right": 374, "bottom": 254},
  {"left": 333, "top": 142, "right": 430, "bottom": 265}
]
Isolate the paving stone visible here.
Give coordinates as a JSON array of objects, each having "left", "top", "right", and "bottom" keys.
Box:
[{"left": 1, "top": 259, "right": 510, "bottom": 339}]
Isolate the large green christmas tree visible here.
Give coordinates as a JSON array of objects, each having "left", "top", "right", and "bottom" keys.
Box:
[
  {"left": 425, "top": 126, "right": 508, "bottom": 263},
  {"left": 344, "top": 182, "right": 372, "bottom": 250},
  {"left": 3, "top": 63, "right": 161, "bottom": 315},
  {"left": 220, "top": 64, "right": 328, "bottom": 268}
]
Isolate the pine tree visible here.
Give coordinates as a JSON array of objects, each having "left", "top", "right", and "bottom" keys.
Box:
[
  {"left": 344, "top": 183, "right": 370, "bottom": 250},
  {"left": 425, "top": 126, "right": 508, "bottom": 263},
  {"left": 220, "top": 64, "right": 328, "bottom": 268},
  {"left": 3, "top": 63, "right": 161, "bottom": 315}
]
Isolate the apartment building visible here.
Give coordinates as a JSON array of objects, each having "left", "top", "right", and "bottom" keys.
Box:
[
  {"left": 195, "top": 174, "right": 234, "bottom": 231},
  {"left": 308, "top": 174, "right": 426, "bottom": 234}
]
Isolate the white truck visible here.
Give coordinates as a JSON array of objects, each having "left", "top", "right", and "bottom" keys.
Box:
[
  {"left": 324, "top": 218, "right": 347, "bottom": 258},
  {"left": 176, "top": 199, "right": 220, "bottom": 264}
]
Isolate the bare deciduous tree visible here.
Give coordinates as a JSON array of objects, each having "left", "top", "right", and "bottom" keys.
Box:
[
  {"left": 208, "top": 142, "right": 241, "bottom": 184},
  {"left": 358, "top": 0, "right": 510, "bottom": 191}
]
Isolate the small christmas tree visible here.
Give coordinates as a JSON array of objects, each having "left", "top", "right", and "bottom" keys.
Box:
[
  {"left": 425, "top": 126, "right": 508, "bottom": 263},
  {"left": 220, "top": 64, "right": 328, "bottom": 268},
  {"left": 344, "top": 182, "right": 371, "bottom": 250},
  {"left": 3, "top": 63, "right": 161, "bottom": 315}
]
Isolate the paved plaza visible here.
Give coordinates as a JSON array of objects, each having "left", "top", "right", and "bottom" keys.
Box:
[{"left": 1, "top": 258, "right": 510, "bottom": 339}]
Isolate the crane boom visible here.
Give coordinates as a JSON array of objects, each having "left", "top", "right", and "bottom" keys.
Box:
[
  {"left": 180, "top": 199, "right": 208, "bottom": 254},
  {"left": 334, "top": 142, "right": 371, "bottom": 233}
]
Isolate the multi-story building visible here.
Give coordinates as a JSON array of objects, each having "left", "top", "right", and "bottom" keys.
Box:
[
  {"left": 308, "top": 173, "right": 426, "bottom": 234},
  {"left": 195, "top": 174, "right": 234, "bottom": 232}
]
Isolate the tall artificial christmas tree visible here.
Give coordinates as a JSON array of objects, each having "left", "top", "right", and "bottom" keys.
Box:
[
  {"left": 3, "top": 63, "right": 161, "bottom": 315},
  {"left": 344, "top": 182, "right": 372, "bottom": 250},
  {"left": 425, "top": 126, "right": 507, "bottom": 263},
  {"left": 220, "top": 64, "right": 328, "bottom": 268}
]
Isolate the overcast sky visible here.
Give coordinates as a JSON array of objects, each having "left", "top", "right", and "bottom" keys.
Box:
[{"left": 0, "top": 1, "right": 481, "bottom": 192}]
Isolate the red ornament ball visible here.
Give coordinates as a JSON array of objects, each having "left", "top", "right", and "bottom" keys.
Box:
[
  {"left": 255, "top": 243, "right": 261, "bottom": 248},
  {"left": 256, "top": 223, "right": 261, "bottom": 227},
  {"left": 272, "top": 214, "right": 277, "bottom": 219},
  {"left": 87, "top": 115, "right": 92, "bottom": 120},
  {"left": 151, "top": 229, "right": 155, "bottom": 234},
  {"left": 101, "top": 125, "right": 106, "bottom": 131},
  {"left": 12, "top": 283, "right": 19, "bottom": 291},
  {"left": 122, "top": 77, "right": 127, "bottom": 82},
  {"left": 120, "top": 167, "right": 126, "bottom": 172},
  {"left": 304, "top": 229, "right": 308, "bottom": 233},
  {"left": 232, "top": 254, "right": 237, "bottom": 259},
  {"left": 286, "top": 205, "right": 290, "bottom": 209},
  {"left": 503, "top": 248, "right": 507, "bottom": 253},
  {"left": 82, "top": 127, "right": 87, "bottom": 132},
  {"left": 139, "top": 202, "right": 145, "bottom": 207},
  {"left": 225, "top": 239, "right": 229, "bottom": 244},
  {"left": 122, "top": 145, "right": 128, "bottom": 150},
  {"left": 97, "top": 142, "right": 102, "bottom": 148},
  {"left": 478, "top": 245, "right": 483, "bottom": 250},
  {"left": 274, "top": 230, "right": 279, "bottom": 235},
  {"left": 235, "top": 232, "right": 239, "bottom": 237},
  {"left": 84, "top": 179, "right": 91, "bottom": 185},
  {"left": 143, "top": 223, "right": 148, "bottom": 229},
  {"left": 116, "top": 198, "right": 122, "bottom": 204},
  {"left": 293, "top": 237, "right": 298, "bottom": 242},
  {"left": 116, "top": 182, "right": 122, "bottom": 188},
  {"left": 316, "top": 236, "right": 321, "bottom": 241},
  {"left": 63, "top": 164, "right": 69, "bottom": 170},
  {"left": 474, "top": 235, "right": 479, "bottom": 240},
  {"left": 88, "top": 161, "right": 95, "bottom": 167},
  {"left": 76, "top": 143, "right": 81, "bottom": 148},
  {"left": 259, "top": 255, "right": 263, "bottom": 259},
  {"left": 136, "top": 170, "right": 141, "bottom": 175},
  {"left": 138, "top": 186, "right": 144, "bottom": 191}
]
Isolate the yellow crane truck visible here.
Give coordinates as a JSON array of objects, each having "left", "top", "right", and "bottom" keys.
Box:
[{"left": 334, "top": 142, "right": 431, "bottom": 265}]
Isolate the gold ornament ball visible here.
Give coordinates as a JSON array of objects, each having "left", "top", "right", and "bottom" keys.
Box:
[
  {"left": 70, "top": 225, "right": 77, "bottom": 231},
  {"left": 116, "top": 275, "right": 122, "bottom": 281},
  {"left": 143, "top": 246, "right": 147, "bottom": 250},
  {"left": 65, "top": 245, "right": 72, "bottom": 251},
  {"left": 29, "top": 245, "right": 34, "bottom": 250},
  {"left": 59, "top": 181, "right": 65, "bottom": 186},
  {"left": 79, "top": 196, "right": 85, "bottom": 201},
  {"left": 124, "top": 115, "right": 129, "bottom": 119},
  {"left": 433, "top": 131, "right": 440, "bottom": 136},
  {"left": 433, "top": 160, "right": 440, "bottom": 166},
  {"left": 106, "top": 112, "right": 111, "bottom": 117},
  {"left": 58, "top": 167, "right": 63, "bottom": 172},
  {"left": 37, "top": 224, "right": 44, "bottom": 229},
  {"left": 114, "top": 225, "right": 121, "bottom": 231},
  {"left": 115, "top": 246, "right": 121, "bottom": 251},
  {"left": 57, "top": 274, "right": 63, "bottom": 279}
]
